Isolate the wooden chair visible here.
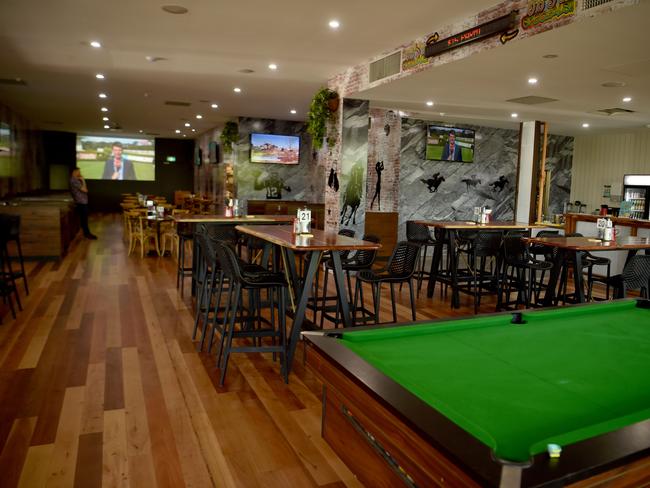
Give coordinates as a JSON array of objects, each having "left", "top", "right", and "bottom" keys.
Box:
[{"left": 130, "top": 216, "right": 161, "bottom": 258}]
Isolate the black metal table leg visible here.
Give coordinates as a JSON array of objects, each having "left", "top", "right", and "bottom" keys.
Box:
[
  {"left": 427, "top": 229, "right": 445, "bottom": 298},
  {"left": 286, "top": 250, "right": 322, "bottom": 373}
]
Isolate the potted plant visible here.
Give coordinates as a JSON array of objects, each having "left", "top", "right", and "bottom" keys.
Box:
[
  {"left": 220, "top": 121, "right": 239, "bottom": 154},
  {"left": 307, "top": 88, "right": 339, "bottom": 150}
]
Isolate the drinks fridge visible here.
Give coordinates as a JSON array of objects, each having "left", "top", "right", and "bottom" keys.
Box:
[{"left": 623, "top": 174, "right": 650, "bottom": 219}]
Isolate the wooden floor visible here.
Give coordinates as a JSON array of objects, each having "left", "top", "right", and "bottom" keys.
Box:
[{"left": 0, "top": 214, "right": 557, "bottom": 487}]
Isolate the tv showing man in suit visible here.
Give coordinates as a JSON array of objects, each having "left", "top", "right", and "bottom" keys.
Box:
[
  {"left": 76, "top": 135, "right": 155, "bottom": 180},
  {"left": 441, "top": 131, "right": 463, "bottom": 162}
]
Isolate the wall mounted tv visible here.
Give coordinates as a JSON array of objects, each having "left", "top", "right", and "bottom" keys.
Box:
[
  {"left": 76, "top": 135, "right": 155, "bottom": 180},
  {"left": 250, "top": 133, "right": 300, "bottom": 165},
  {"left": 426, "top": 125, "right": 475, "bottom": 163}
]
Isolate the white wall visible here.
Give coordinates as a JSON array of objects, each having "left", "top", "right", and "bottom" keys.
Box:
[{"left": 571, "top": 130, "right": 650, "bottom": 211}]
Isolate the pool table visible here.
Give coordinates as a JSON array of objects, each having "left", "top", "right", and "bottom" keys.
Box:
[{"left": 303, "top": 299, "right": 650, "bottom": 487}]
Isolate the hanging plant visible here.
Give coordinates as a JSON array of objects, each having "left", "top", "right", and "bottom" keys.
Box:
[
  {"left": 307, "top": 87, "right": 339, "bottom": 150},
  {"left": 220, "top": 121, "right": 239, "bottom": 154}
]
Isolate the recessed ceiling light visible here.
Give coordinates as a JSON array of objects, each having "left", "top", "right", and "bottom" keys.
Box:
[
  {"left": 191, "top": 128, "right": 196, "bottom": 132},
  {"left": 622, "top": 96, "right": 632, "bottom": 103},
  {"left": 102, "top": 117, "right": 109, "bottom": 121},
  {"left": 184, "top": 122, "right": 190, "bottom": 127},
  {"left": 100, "top": 107, "right": 108, "bottom": 112},
  {"left": 601, "top": 81, "right": 626, "bottom": 88},
  {"left": 582, "top": 123, "right": 590, "bottom": 128},
  {"left": 268, "top": 63, "right": 278, "bottom": 70},
  {"left": 183, "top": 134, "right": 187, "bottom": 137},
  {"left": 103, "top": 124, "right": 110, "bottom": 129},
  {"left": 542, "top": 54, "right": 558, "bottom": 59},
  {"left": 290, "top": 109, "right": 297, "bottom": 114},
  {"left": 145, "top": 56, "right": 167, "bottom": 63},
  {"left": 528, "top": 77, "right": 538, "bottom": 85},
  {"left": 211, "top": 103, "right": 218, "bottom": 109},
  {"left": 233, "top": 87, "right": 242, "bottom": 93},
  {"left": 195, "top": 114, "right": 203, "bottom": 119},
  {"left": 95, "top": 73, "right": 105, "bottom": 79},
  {"left": 511, "top": 113, "right": 518, "bottom": 118},
  {"left": 439, "top": 112, "right": 445, "bottom": 116},
  {"left": 90, "top": 40, "right": 102, "bottom": 48},
  {"left": 98, "top": 93, "right": 107, "bottom": 99},
  {"left": 139, "top": 130, "right": 143, "bottom": 133},
  {"left": 329, "top": 20, "right": 340, "bottom": 29},
  {"left": 162, "top": 5, "right": 188, "bottom": 14},
  {"left": 175, "top": 129, "right": 181, "bottom": 134},
  {"left": 426, "top": 101, "right": 434, "bottom": 107}
]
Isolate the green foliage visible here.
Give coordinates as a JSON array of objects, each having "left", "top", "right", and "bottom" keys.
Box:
[
  {"left": 220, "top": 121, "right": 239, "bottom": 153},
  {"left": 307, "top": 88, "right": 338, "bottom": 150}
]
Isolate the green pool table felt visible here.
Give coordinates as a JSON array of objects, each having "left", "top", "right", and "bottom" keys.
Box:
[{"left": 339, "top": 300, "right": 650, "bottom": 462}]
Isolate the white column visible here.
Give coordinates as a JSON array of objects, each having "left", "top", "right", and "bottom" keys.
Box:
[{"left": 515, "top": 121, "right": 537, "bottom": 223}]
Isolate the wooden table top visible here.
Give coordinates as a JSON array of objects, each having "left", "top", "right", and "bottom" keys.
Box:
[
  {"left": 235, "top": 225, "right": 382, "bottom": 252},
  {"left": 171, "top": 214, "right": 295, "bottom": 224},
  {"left": 414, "top": 220, "right": 543, "bottom": 230},
  {"left": 524, "top": 236, "right": 650, "bottom": 251}
]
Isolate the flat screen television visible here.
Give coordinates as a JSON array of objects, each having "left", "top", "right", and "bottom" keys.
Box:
[
  {"left": 76, "top": 135, "right": 155, "bottom": 180},
  {"left": 426, "top": 125, "right": 475, "bottom": 163},
  {"left": 0, "top": 122, "right": 12, "bottom": 177},
  {"left": 250, "top": 133, "right": 300, "bottom": 165}
]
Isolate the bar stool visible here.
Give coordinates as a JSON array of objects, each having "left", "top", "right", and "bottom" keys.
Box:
[
  {"left": 406, "top": 221, "right": 436, "bottom": 296},
  {"left": 500, "top": 234, "right": 553, "bottom": 310},
  {"left": 354, "top": 241, "right": 420, "bottom": 324},
  {"left": 213, "top": 242, "right": 289, "bottom": 385},
  {"left": 176, "top": 222, "right": 194, "bottom": 296},
  {"left": 0, "top": 214, "right": 28, "bottom": 296},
  {"left": 456, "top": 231, "right": 503, "bottom": 313},
  {"left": 319, "top": 234, "right": 380, "bottom": 328}
]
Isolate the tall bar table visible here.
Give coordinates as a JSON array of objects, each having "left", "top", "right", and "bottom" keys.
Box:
[{"left": 415, "top": 220, "right": 543, "bottom": 308}]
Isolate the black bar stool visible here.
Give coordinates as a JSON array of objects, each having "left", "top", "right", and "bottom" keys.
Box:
[
  {"left": 406, "top": 221, "right": 436, "bottom": 296},
  {"left": 176, "top": 222, "right": 194, "bottom": 296},
  {"left": 213, "top": 242, "right": 289, "bottom": 386},
  {"left": 354, "top": 241, "right": 420, "bottom": 324},
  {"left": 319, "top": 234, "right": 380, "bottom": 328},
  {"left": 0, "top": 214, "right": 28, "bottom": 296}
]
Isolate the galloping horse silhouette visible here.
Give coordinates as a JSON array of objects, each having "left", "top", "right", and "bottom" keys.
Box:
[
  {"left": 340, "top": 163, "right": 364, "bottom": 226},
  {"left": 421, "top": 172, "right": 446, "bottom": 193}
]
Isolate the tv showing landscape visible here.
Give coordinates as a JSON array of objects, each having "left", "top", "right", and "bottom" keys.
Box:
[
  {"left": 250, "top": 133, "right": 300, "bottom": 165},
  {"left": 76, "top": 135, "right": 155, "bottom": 180},
  {"left": 426, "top": 125, "right": 475, "bottom": 163}
]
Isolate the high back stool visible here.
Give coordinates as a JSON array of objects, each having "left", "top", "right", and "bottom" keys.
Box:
[{"left": 213, "top": 242, "right": 289, "bottom": 386}]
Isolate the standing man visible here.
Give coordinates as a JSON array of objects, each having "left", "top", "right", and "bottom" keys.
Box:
[
  {"left": 441, "top": 131, "right": 463, "bottom": 162},
  {"left": 70, "top": 167, "right": 97, "bottom": 239},
  {"left": 102, "top": 142, "right": 136, "bottom": 180}
]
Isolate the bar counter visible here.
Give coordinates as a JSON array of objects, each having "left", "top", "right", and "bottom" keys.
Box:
[{"left": 565, "top": 213, "right": 650, "bottom": 235}]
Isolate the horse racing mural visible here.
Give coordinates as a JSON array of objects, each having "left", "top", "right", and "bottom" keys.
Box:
[{"left": 338, "top": 99, "right": 369, "bottom": 235}]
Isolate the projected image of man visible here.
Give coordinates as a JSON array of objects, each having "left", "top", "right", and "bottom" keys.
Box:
[
  {"left": 103, "top": 142, "right": 135, "bottom": 180},
  {"left": 441, "top": 131, "right": 463, "bottom": 162}
]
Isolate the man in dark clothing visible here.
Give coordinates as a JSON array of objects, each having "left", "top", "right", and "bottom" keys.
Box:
[
  {"left": 102, "top": 142, "right": 136, "bottom": 180},
  {"left": 70, "top": 167, "right": 97, "bottom": 239}
]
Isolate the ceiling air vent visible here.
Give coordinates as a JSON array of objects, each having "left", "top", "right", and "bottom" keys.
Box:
[
  {"left": 0, "top": 78, "right": 27, "bottom": 86},
  {"left": 164, "top": 100, "right": 191, "bottom": 107},
  {"left": 597, "top": 107, "right": 635, "bottom": 115},
  {"left": 369, "top": 51, "right": 401, "bottom": 83},
  {"left": 583, "top": 0, "right": 614, "bottom": 10},
  {"left": 146, "top": 132, "right": 161, "bottom": 136},
  {"left": 506, "top": 96, "right": 559, "bottom": 105}
]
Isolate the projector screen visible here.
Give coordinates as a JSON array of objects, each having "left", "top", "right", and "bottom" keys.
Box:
[{"left": 76, "top": 135, "right": 155, "bottom": 180}]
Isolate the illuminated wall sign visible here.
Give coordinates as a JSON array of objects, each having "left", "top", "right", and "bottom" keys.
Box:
[
  {"left": 424, "top": 12, "right": 517, "bottom": 58},
  {"left": 521, "top": 0, "right": 576, "bottom": 30}
]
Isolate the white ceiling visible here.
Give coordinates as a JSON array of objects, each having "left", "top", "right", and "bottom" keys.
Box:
[
  {"left": 1, "top": 0, "right": 648, "bottom": 138},
  {"left": 362, "top": 1, "right": 650, "bottom": 136},
  {"left": 0, "top": 0, "right": 496, "bottom": 137}
]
